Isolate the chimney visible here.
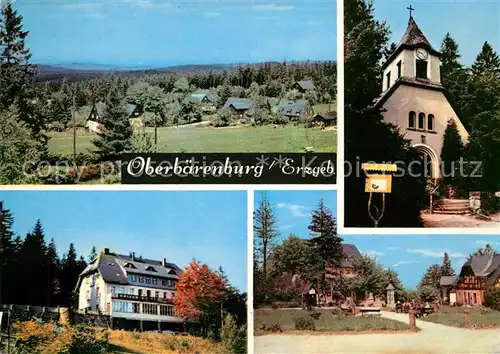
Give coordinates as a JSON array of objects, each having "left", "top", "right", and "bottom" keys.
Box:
[
  {"left": 130, "top": 252, "right": 135, "bottom": 261},
  {"left": 162, "top": 258, "right": 167, "bottom": 267},
  {"left": 103, "top": 248, "right": 110, "bottom": 255}
]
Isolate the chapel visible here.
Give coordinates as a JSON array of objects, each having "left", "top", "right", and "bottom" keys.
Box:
[{"left": 376, "top": 11, "right": 469, "bottom": 178}]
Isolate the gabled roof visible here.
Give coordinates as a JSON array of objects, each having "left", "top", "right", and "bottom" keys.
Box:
[
  {"left": 295, "top": 80, "right": 315, "bottom": 91},
  {"left": 190, "top": 91, "right": 219, "bottom": 104},
  {"left": 78, "top": 250, "right": 182, "bottom": 286},
  {"left": 440, "top": 275, "right": 458, "bottom": 287},
  {"left": 340, "top": 243, "right": 361, "bottom": 268},
  {"left": 459, "top": 253, "right": 500, "bottom": 285},
  {"left": 277, "top": 99, "right": 309, "bottom": 117},
  {"left": 223, "top": 97, "right": 254, "bottom": 111},
  {"left": 382, "top": 16, "right": 441, "bottom": 70},
  {"left": 313, "top": 112, "right": 337, "bottom": 121}
]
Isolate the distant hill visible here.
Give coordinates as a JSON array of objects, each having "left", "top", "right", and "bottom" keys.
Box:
[{"left": 34, "top": 61, "right": 333, "bottom": 82}]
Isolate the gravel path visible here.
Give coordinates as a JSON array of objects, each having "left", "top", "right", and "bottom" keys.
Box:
[
  {"left": 422, "top": 212, "right": 500, "bottom": 228},
  {"left": 255, "top": 311, "right": 500, "bottom": 354}
]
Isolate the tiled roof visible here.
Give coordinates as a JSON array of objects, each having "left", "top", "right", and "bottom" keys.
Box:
[
  {"left": 400, "top": 17, "right": 435, "bottom": 50},
  {"left": 296, "top": 80, "right": 315, "bottom": 90},
  {"left": 79, "top": 250, "right": 182, "bottom": 285},
  {"left": 277, "top": 99, "right": 309, "bottom": 117},
  {"left": 223, "top": 97, "right": 254, "bottom": 111},
  {"left": 440, "top": 275, "right": 458, "bottom": 287}
]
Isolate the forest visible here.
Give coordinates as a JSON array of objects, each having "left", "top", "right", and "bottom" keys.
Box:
[
  {"left": 344, "top": 0, "right": 500, "bottom": 227},
  {"left": 0, "top": 3, "right": 337, "bottom": 184}
]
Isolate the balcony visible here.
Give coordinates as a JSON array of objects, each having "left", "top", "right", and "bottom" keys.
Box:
[{"left": 111, "top": 293, "right": 174, "bottom": 304}]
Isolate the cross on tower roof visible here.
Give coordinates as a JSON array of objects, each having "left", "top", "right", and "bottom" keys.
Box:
[{"left": 407, "top": 5, "right": 415, "bottom": 18}]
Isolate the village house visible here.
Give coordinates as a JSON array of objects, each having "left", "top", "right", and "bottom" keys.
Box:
[
  {"left": 375, "top": 15, "right": 469, "bottom": 178},
  {"left": 88, "top": 101, "right": 144, "bottom": 122},
  {"left": 189, "top": 91, "right": 219, "bottom": 105},
  {"left": 277, "top": 99, "right": 312, "bottom": 118},
  {"left": 440, "top": 253, "right": 500, "bottom": 306},
  {"left": 75, "top": 248, "right": 184, "bottom": 331},
  {"left": 312, "top": 112, "right": 337, "bottom": 127},
  {"left": 293, "top": 80, "right": 315, "bottom": 93},
  {"left": 302, "top": 243, "right": 362, "bottom": 307},
  {"left": 222, "top": 97, "right": 254, "bottom": 118}
]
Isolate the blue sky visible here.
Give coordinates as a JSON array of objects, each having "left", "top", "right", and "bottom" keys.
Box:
[
  {"left": 254, "top": 189, "right": 338, "bottom": 241},
  {"left": 255, "top": 190, "right": 499, "bottom": 289},
  {"left": 344, "top": 234, "right": 500, "bottom": 289},
  {"left": 374, "top": 0, "right": 500, "bottom": 66},
  {"left": 14, "top": 0, "right": 336, "bottom": 66},
  {"left": 0, "top": 190, "right": 248, "bottom": 292}
]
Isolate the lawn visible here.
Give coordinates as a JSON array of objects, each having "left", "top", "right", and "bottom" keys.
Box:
[
  {"left": 254, "top": 309, "right": 410, "bottom": 335},
  {"left": 47, "top": 124, "right": 336, "bottom": 154},
  {"left": 422, "top": 306, "right": 500, "bottom": 329},
  {"left": 313, "top": 102, "right": 336, "bottom": 114}
]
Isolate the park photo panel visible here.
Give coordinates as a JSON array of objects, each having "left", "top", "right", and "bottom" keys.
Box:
[{"left": 253, "top": 188, "right": 500, "bottom": 353}]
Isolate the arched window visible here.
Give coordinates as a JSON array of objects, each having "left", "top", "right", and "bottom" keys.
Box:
[
  {"left": 408, "top": 111, "right": 416, "bottom": 128},
  {"left": 427, "top": 114, "right": 434, "bottom": 131},
  {"left": 418, "top": 113, "right": 425, "bottom": 129}
]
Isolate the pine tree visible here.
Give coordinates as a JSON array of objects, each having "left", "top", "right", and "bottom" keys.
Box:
[
  {"left": 253, "top": 193, "right": 279, "bottom": 291},
  {"left": 0, "top": 201, "right": 15, "bottom": 304},
  {"left": 418, "top": 264, "right": 443, "bottom": 292},
  {"left": 344, "top": 0, "right": 427, "bottom": 227},
  {"left": 441, "top": 119, "right": 465, "bottom": 182},
  {"left": 0, "top": 3, "right": 33, "bottom": 109},
  {"left": 471, "top": 42, "right": 500, "bottom": 78},
  {"left": 88, "top": 245, "right": 97, "bottom": 263},
  {"left": 20, "top": 219, "right": 48, "bottom": 305},
  {"left": 46, "top": 238, "right": 61, "bottom": 306},
  {"left": 93, "top": 88, "right": 133, "bottom": 159},
  {"left": 441, "top": 252, "right": 455, "bottom": 276},
  {"left": 308, "top": 200, "right": 343, "bottom": 267}
]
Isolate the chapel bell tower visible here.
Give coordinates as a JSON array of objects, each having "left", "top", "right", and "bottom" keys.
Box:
[{"left": 381, "top": 11, "right": 442, "bottom": 93}]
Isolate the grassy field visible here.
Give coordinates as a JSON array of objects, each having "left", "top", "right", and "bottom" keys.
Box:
[
  {"left": 255, "top": 309, "right": 410, "bottom": 335},
  {"left": 422, "top": 306, "right": 500, "bottom": 329},
  {"left": 48, "top": 124, "right": 336, "bottom": 154}
]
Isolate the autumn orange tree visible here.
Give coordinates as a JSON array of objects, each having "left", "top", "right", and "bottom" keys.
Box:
[{"left": 174, "top": 260, "right": 229, "bottom": 338}]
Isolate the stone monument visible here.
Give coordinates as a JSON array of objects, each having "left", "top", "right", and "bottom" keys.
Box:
[{"left": 386, "top": 283, "right": 395, "bottom": 309}]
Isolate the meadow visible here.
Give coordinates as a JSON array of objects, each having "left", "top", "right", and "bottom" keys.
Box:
[
  {"left": 422, "top": 306, "right": 500, "bottom": 329},
  {"left": 48, "top": 124, "right": 337, "bottom": 154},
  {"left": 254, "top": 309, "right": 410, "bottom": 335}
]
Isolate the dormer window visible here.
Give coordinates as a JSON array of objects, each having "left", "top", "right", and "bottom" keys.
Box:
[
  {"left": 145, "top": 266, "right": 157, "bottom": 272},
  {"left": 168, "top": 269, "right": 176, "bottom": 275},
  {"left": 124, "top": 263, "right": 136, "bottom": 269}
]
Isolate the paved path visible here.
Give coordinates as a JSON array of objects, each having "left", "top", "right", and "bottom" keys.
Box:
[
  {"left": 255, "top": 312, "right": 500, "bottom": 354},
  {"left": 422, "top": 212, "right": 500, "bottom": 228}
]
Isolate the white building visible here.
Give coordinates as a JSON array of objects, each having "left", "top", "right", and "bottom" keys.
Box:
[
  {"left": 376, "top": 15, "right": 469, "bottom": 178},
  {"left": 75, "top": 248, "right": 184, "bottom": 331}
]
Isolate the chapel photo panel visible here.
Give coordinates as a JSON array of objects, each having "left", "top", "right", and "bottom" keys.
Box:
[{"left": 343, "top": 0, "right": 500, "bottom": 228}]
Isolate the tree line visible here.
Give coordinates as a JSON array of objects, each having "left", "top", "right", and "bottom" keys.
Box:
[
  {"left": 344, "top": 0, "right": 500, "bottom": 227},
  {"left": 0, "top": 201, "right": 89, "bottom": 307}
]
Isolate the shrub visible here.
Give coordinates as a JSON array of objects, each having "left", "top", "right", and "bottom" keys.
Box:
[
  {"left": 211, "top": 109, "right": 232, "bottom": 127},
  {"left": 484, "top": 286, "right": 500, "bottom": 311},
  {"left": 294, "top": 316, "right": 315, "bottom": 331},
  {"left": 47, "top": 121, "right": 66, "bottom": 132},
  {"left": 262, "top": 323, "right": 282, "bottom": 332},
  {"left": 309, "top": 312, "right": 321, "bottom": 320},
  {"left": 67, "top": 163, "right": 116, "bottom": 183},
  {"left": 481, "top": 192, "right": 500, "bottom": 214},
  {"left": 221, "top": 314, "right": 246, "bottom": 354}
]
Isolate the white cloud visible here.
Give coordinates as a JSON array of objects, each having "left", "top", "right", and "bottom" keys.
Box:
[
  {"left": 134, "top": 0, "right": 174, "bottom": 9},
  {"left": 393, "top": 260, "right": 420, "bottom": 267},
  {"left": 276, "top": 202, "right": 309, "bottom": 217},
  {"left": 406, "top": 248, "right": 467, "bottom": 258},
  {"left": 386, "top": 246, "right": 400, "bottom": 251},
  {"left": 62, "top": 3, "right": 104, "bottom": 19},
  {"left": 475, "top": 239, "right": 500, "bottom": 246},
  {"left": 204, "top": 11, "right": 221, "bottom": 17},
  {"left": 253, "top": 3, "right": 294, "bottom": 11},
  {"left": 365, "top": 250, "right": 385, "bottom": 257}
]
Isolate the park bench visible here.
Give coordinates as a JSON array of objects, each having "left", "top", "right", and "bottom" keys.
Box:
[{"left": 358, "top": 307, "right": 382, "bottom": 317}]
